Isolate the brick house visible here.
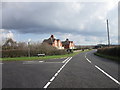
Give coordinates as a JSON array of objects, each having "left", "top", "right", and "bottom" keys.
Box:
[
  {"left": 62, "top": 39, "right": 75, "bottom": 49},
  {"left": 43, "top": 35, "right": 75, "bottom": 49},
  {"left": 43, "top": 35, "right": 64, "bottom": 49},
  {"left": 2, "top": 38, "right": 17, "bottom": 49}
]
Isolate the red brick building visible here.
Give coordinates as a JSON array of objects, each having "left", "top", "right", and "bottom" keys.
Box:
[
  {"left": 62, "top": 39, "right": 75, "bottom": 49},
  {"left": 43, "top": 35, "right": 64, "bottom": 49},
  {"left": 43, "top": 35, "right": 75, "bottom": 49}
]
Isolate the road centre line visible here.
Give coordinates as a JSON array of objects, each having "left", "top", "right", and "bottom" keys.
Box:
[
  {"left": 85, "top": 52, "right": 92, "bottom": 64},
  {"left": 50, "top": 77, "right": 55, "bottom": 82},
  {"left": 85, "top": 52, "right": 120, "bottom": 85},
  {"left": 43, "top": 82, "right": 51, "bottom": 89},
  {"left": 43, "top": 57, "right": 72, "bottom": 88},
  {"left": 86, "top": 58, "right": 91, "bottom": 63},
  {"left": 95, "top": 65, "right": 120, "bottom": 85}
]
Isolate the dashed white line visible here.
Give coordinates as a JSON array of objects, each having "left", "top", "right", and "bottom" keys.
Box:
[
  {"left": 57, "top": 70, "right": 61, "bottom": 73},
  {"left": 50, "top": 77, "right": 55, "bottom": 82},
  {"left": 95, "top": 65, "right": 120, "bottom": 85},
  {"left": 43, "top": 82, "right": 51, "bottom": 88},
  {"left": 43, "top": 57, "right": 72, "bottom": 88},
  {"left": 39, "top": 61, "right": 44, "bottom": 62},
  {"left": 85, "top": 53, "right": 92, "bottom": 64},
  {"left": 23, "top": 58, "right": 70, "bottom": 64},
  {"left": 54, "top": 73, "right": 58, "bottom": 77},
  {"left": 85, "top": 52, "right": 120, "bottom": 85},
  {"left": 86, "top": 58, "right": 91, "bottom": 63},
  {"left": 0, "top": 63, "right": 3, "bottom": 64}
]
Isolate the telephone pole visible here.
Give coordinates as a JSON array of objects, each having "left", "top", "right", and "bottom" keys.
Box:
[{"left": 106, "top": 19, "right": 110, "bottom": 46}]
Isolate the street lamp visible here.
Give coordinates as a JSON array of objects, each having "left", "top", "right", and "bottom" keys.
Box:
[{"left": 28, "top": 39, "right": 31, "bottom": 57}]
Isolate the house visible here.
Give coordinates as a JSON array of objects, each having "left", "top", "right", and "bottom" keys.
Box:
[
  {"left": 43, "top": 35, "right": 64, "bottom": 49},
  {"left": 62, "top": 39, "right": 75, "bottom": 49},
  {"left": 2, "top": 38, "right": 17, "bottom": 49},
  {"left": 43, "top": 35, "right": 75, "bottom": 49}
]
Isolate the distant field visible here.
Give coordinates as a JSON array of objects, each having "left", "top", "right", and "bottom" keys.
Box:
[
  {"left": 1, "top": 50, "right": 89, "bottom": 61},
  {"left": 95, "top": 46, "right": 120, "bottom": 62}
]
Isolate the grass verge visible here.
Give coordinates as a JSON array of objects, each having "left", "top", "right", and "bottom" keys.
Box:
[
  {"left": 1, "top": 50, "right": 89, "bottom": 61},
  {"left": 94, "top": 52, "right": 120, "bottom": 63}
]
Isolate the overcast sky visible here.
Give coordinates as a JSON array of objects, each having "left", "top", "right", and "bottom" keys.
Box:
[{"left": 1, "top": 0, "right": 119, "bottom": 45}]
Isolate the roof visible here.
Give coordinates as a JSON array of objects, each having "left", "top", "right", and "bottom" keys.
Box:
[
  {"left": 43, "top": 35, "right": 56, "bottom": 44},
  {"left": 62, "top": 39, "right": 73, "bottom": 45},
  {"left": 3, "top": 38, "right": 17, "bottom": 47},
  {"left": 43, "top": 38, "right": 56, "bottom": 44}
]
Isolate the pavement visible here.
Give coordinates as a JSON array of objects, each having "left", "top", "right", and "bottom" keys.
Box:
[{"left": 2, "top": 50, "right": 120, "bottom": 89}]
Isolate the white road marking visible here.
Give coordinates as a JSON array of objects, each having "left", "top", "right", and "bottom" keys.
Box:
[
  {"left": 43, "top": 57, "right": 72, "bottom": 88},
  {"left": 54, "top": 73, "right": 58, "bottom": 77},
  {"left": 50, "top": 77, "right": 55, "bottom": 82},
  {"left": 43, "top": 62, "right": 64, "bottom": 63},
  {"left": 0, "top": 63, "right": 3, "bottom": 64},
  {"left": 43, "top": 82, "right": 51, "bottom": 88},
  {"left": 23, "top": 58, "right": 70, "bottom": 64},
  {"left": 39, "top": 61, "right": 44, "bottom": 62},
  {"left": 62, "top": 57, "right": 70, "bottom": 63},
  {"left": 85, "top": 53, "right": 92, "bottom": 64},
  {"left": 95, "top": 65, "right": 120, "bottom": 85},
  {"left": 86, "top": 58, "right": 91, "bottom": 63},
  {"left": 85, "top": 52, "right": 120, "bottom": 85}
]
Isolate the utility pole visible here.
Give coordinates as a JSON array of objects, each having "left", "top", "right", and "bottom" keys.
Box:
[
  {"left": 28, "top": 39, "right": 31, "bottom": 57},
  {"left": 106, "top": 19, "right": 110, "bottom": 46}
]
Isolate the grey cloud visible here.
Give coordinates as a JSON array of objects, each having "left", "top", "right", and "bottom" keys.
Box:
[{"left": 2, "top": 2, "right": 116, "bottom": 37}]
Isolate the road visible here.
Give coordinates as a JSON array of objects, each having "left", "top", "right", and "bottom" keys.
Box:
[{"left": 2, "top": 50, "right": 120, "bottom": 89}]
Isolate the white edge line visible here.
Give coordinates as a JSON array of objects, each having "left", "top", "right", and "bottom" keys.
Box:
[
  {"left": 95, "top": 65, "right": 120, "bottom": 85},
  {"left": 43, "top": 57, "right": 72, "bottom": 88}
]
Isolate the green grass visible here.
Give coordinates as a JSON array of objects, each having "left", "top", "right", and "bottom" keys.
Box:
[
  {"left": 94, "top": 52, "right": 120, "bottom": 63},
  {"left": 1, "top": 50, "right": 89, "bottom": 61}
]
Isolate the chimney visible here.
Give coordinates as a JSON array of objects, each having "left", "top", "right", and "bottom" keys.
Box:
[
  {"left": 51, "top": 35, "right": 54, "bottom": 38},
  {"left": 66, "top": 38, "right": 69, "bottom": 41}
]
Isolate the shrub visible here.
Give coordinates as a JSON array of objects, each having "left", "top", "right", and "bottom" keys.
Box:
[
  {"left": 97, "top": 46, "right": 120, "bottom": 57},
  {"left": 2, "top": 42, "right": 67, "bottom": 58}
]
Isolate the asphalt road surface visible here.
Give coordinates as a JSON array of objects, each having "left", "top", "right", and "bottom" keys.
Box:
[{"left": 2, "top": 50, "right": 120, "bottom": 89}]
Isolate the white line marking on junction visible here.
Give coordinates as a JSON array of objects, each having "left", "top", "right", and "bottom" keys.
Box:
[
  {"left": 0, "top": 63, "right": 3, "bottom": 64},
  {"left": 95, "top": 65, "right": 120, "bottom": 85},
  {"left": 39, "top": 61, "right": 44, "bottom": 62},
  {"left": 23, "top": 61, "right": 64, "bottom": 64},
  {"left": 43, "top": 57, "right": 72, "bottom": 88},
  {"left": 62, "top": 57, "right": 69, "bottom": 63},
  {"left": 23, "top": 58, "right": 69, "bottom": 64}
]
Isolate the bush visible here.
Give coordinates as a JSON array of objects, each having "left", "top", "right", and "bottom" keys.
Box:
[
  {"left": 2, "top": 42, "right": 67, "bottom": 58},
  {"left": 97, "top": 46, "right": 120, "bottom": 57}
]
